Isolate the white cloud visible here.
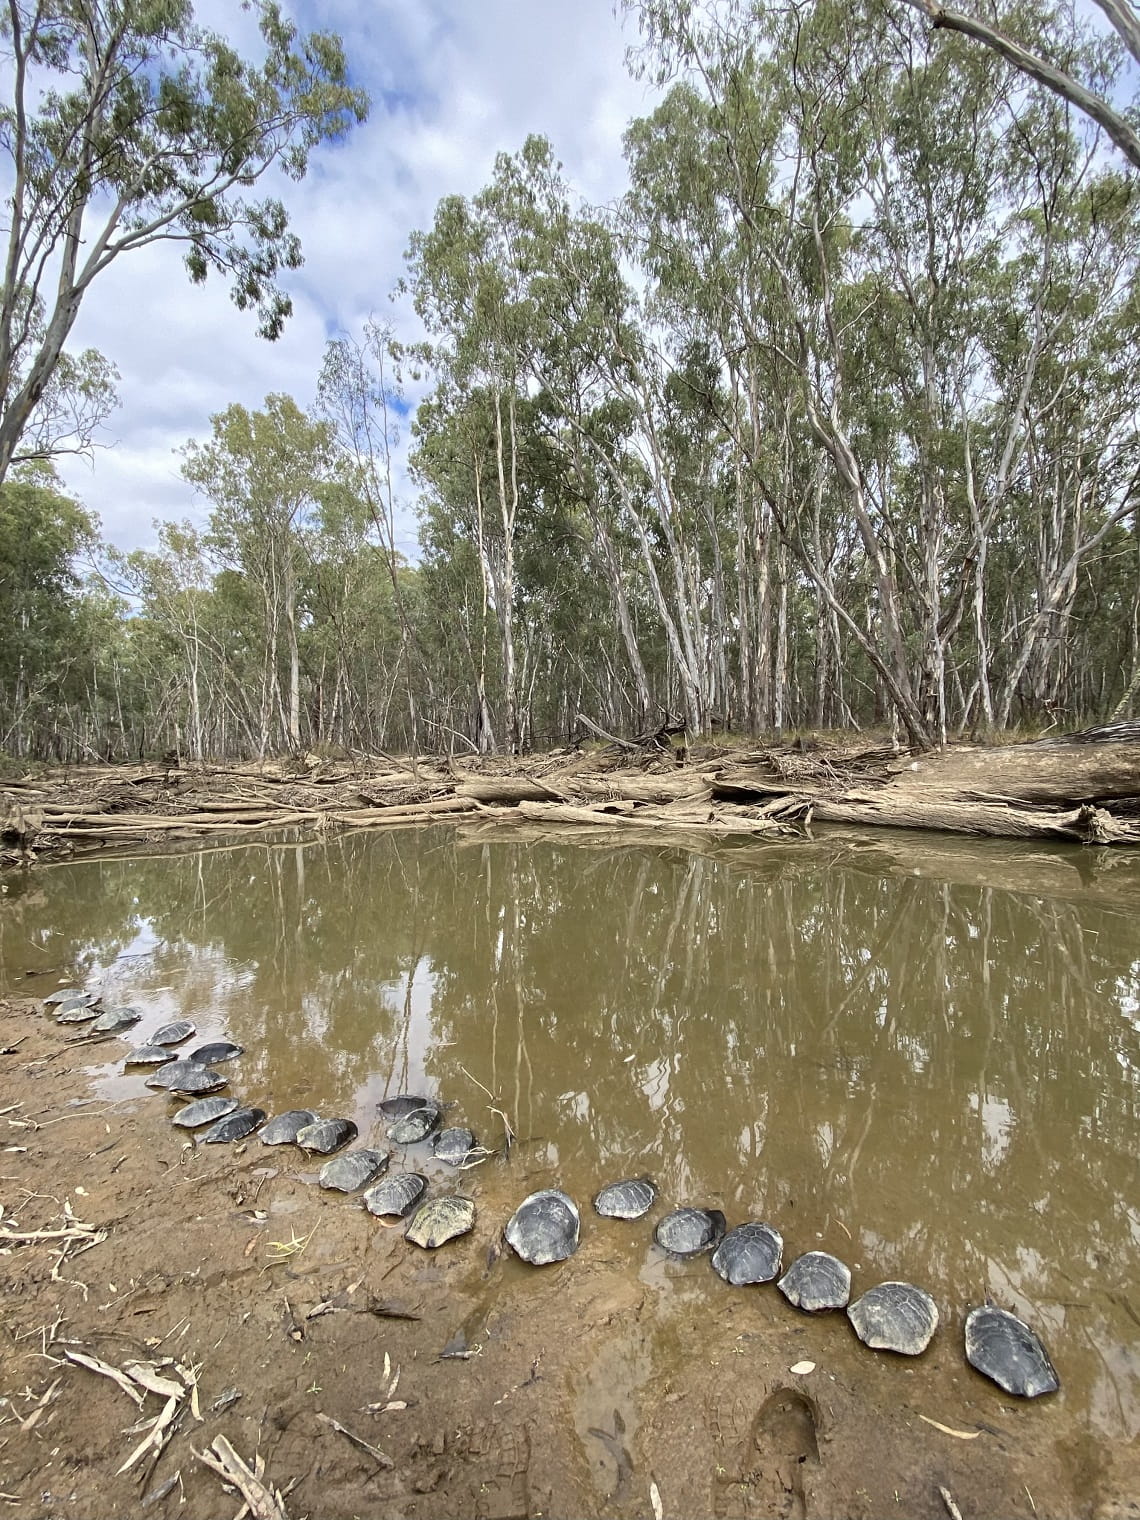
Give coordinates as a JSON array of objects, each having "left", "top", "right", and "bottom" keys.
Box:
[{"left": 56, "top": 0, "right": 657, "bottom": 555}]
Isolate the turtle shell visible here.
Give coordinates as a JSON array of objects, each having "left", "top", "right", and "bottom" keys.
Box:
[
  {"left": 203, "top": 1107, "right": 266, "bottom": 1144},
  {"left": 172, "top": 1096, "right": 240, "bottom": 1130},
  {"left": 152, "top": 1020, "right": 195, "bottom": 1046},
  {"left": 965, "top": 1305, "right": 1059, "bottom": 1398},
  {"left": 124, "top": 1044, "right": 173, "bottom": 1066},
  {"left": 377, "top": 1094, "right": 432, "bottom": 1119},
  {"left": 363, "top": 1172, "right": 427, "bottom": 1219},
  {"left": 848, "top": 1282, "right": 939, "bottom": 1356},
  {"left": 432, "top": 1127, "right": 476, "bottom": 1165},
  {"left": 406, "top": 1196, "right": 476, "bottom": 1249},
  {"left": 505, "top": 1190, "right": 580, "bottom": 1266},
  {"left": 296, "top": 1117, "right": 357, "bottom": 1156},
  {"left": 778, "top": 1251, "right": 852, "bottom": 1312},
  {"left": 90, "top": 1005, "right": 142, "bottom": 1034},
  {"left": 319, "top": 1148, "right": 389, "bottom": 1193},
  {"left": 147, "top": 1061, "right": 227, "bottom": 1095},
  {"left": 44, "top": 987, "right": 93, "bottom": 1006},
  {"left": 56, "top": 997, "right": 103, "bottom": 1023},
  {"left": 594, "top": 1178, "right": 657, "bottom": 1220},
  {"left": 260, "top": 1110, "right": 320, "bottom": 1145},
  {"left": 387, "top": 1101, "right": 442, "bottom": 1145},
  {"left": 190, "top": 1040, "right": 243, "bottom": 1065},
  {"left": 654, "top": 1207, "right": 726, "bottom": 1257},
  {"left": 712, "top": 1222, "right": 783, "bottom": 1286}
]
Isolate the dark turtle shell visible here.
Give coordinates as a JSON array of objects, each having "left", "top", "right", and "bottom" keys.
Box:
[
  {"left": 712, "top": 1221, "right": 783, "bottom": 1286},
  {"left": 377, "top": 1094, "right": 432, "bottom": 1120},
  {"left": 654, "top": 1207, "right": 726, "bottom": 1257},
  {"left": 45, "top": 987, "right": 94, "bottom": 1006},
  {"left": 363, "top": 1172, "right": 427, "bottom": 1219},
  {"left": 387, "top": 1100, "right": 442, "bottom": 1145},
  {"left": 190, "top": 1040, "right": 243, "bottom": 1065},
  {"left": 152, "top": 1020, "right": 195, "bottom": 1046},
  {"left": 432, "top": 1127, "right": 476, "bottom": 1165},
  {"left": 318, "top": 1148, "right": 389, "bottom": 1193},
  {"left": 172, "top": 1096, "right": 240, "bottom": 1130},
  {"left": 296, "top": 1117, "right": 357, "bottom": 1155},
  {"left": 965, "top": 1305, "right": 1059, "bottom": 1398},
  {"left": 147, "top": 1061, "right": 227, "bottom": 1095},
  {"left": 848, "top": 1282, "right": 939, "bottom": 1356},
  {"left": 57, "top": 999, "right": 102, "bottom": 1023},
  {"left": 406, "top": 1196, "right": 476, "bottom": 1249},
  {"left": 594, "top": 1178, "right": 657, "bottom": 1220},
  {"left": 505, "top": 1190, "right": 580, "bottom": 1265},
  {"left": 778, "top": 1251, "right": 852, "bottom": 1312},
  {"left": 124, "top": 1044, "right": 173, "bottom": 1066},
  {"left": 90, "top": 1005, "right": 142, "bottom": 1034},
  {"left": 203, "top": 1107, "right": 266, "bottom": 1144},
  {"left": 260, "top": 1110, "right": 320, "bottom": 1145}
]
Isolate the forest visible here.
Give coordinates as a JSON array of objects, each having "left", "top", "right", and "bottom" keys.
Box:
[{"left": 3, "top": 0, "right": 1140, "bottom": 764}]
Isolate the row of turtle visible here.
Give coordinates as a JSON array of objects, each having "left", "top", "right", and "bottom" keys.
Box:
[{"left": 43, "top": 986, "right": 1060, "bottom": 1402}]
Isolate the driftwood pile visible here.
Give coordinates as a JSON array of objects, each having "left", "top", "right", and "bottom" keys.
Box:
[{"left": 2, "top": 726, "right": 1140, "bottom": 868}]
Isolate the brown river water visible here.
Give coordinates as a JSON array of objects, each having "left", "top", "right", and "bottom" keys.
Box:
[{"left": 2, "top": 823, "right": 1138, "bottom": 1487}]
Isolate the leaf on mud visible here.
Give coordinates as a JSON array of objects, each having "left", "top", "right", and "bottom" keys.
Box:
[
  {"left": 650, "top": 1478, "right": 664, "bottom": 1520},
  {"left": 919, "top": 1414, "right": 982, "bottom": 1441},
  {"left": 790, "top": 1360, "right": 816, "bottom": 1375}
]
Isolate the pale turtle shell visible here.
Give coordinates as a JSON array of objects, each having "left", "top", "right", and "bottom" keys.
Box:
[
  {"left": 778, "top": 1251, "right": 852, "bottom": 1312},
  {"left": 296, "top": 1117, "right": 357, "bottom": 1155},
  {"left": 712, "top": 1221, "right": 783, "bottom": 1285},
  {"left": 90, "top": 1005, "right": 142, "bottom": 1034},
  {"left": 965, "top": 1305, "right": 1059, "bottom": 1398},
  {"left": 654, "top": 1207, "right": 726, "bottom": 1257},
  {"left": 319, "top": 1148, "right": 389, "bottom": 1193},
  {"left": 260, "top": 1110, "right": 320, "bottom": 1145},
  {"left": 124, "top": 1044, "right": 173, "bottom": 1066},
  {"left": 363, "top": 1173, "right": 427, "bottom": 1218},
  {"left": 57, "top": 1000, "right": 101, "bottom": 1023},
  {"left": 44, "top": 987, "right": 93, "bottom": 1006},
  {"left": 406, "top": 1196, "right": 476, "bottom": 1249},
  {"left": 387, "top": 1101, "right": 442, "bottom": 1145},
  {"left": 594, "top": 1178, "right": 657, "bottom": 1220},
  {"left": 147, "top": 1061, "right": 227, "bottom": 1095},
  {"left": 848, "top": 1282, "right": 939, "bottom": 1355},
  {"left": 172, "top": 1096, "right": 240, "bottom": 1129},
  {"left": 505, "top": 1190, "right": 580, "bottom": 1265},
  {"left": 152, "top": 1020, "right": 195, "bottom": 1046},
  {"left": 203, "top": 1107, "right": 266, "bottom": 1144}
]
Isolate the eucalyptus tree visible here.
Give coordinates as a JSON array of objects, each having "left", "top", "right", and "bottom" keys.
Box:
[{"left": 0, "top": 1, "right": 368, "bottom": 484}]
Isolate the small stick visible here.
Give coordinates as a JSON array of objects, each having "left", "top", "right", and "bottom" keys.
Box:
[
  {"left": 939, "top": 1487, "right": 964, "bottom": 1520},
  {"left": 197, "top": 1435, "right": 288, "bottom": 1520},
  {"left": 63, "top": 1349, "right": 145, "bottom": 1407},
  {"left": 316, "top": 1413, "right": 394, "bottom": 1469}
]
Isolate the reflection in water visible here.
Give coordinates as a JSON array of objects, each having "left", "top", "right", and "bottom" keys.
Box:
[{"left": 2, "top": 826, "right": 1138, "bottom": 1438}]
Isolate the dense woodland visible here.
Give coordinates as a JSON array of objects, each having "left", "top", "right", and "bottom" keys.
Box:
[{"left": 3, "top": 0, "right": 1140, "bottom": 763}]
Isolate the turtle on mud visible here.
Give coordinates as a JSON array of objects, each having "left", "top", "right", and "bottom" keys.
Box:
[
  {"left": 56, "top": 1001, "right": 102, "bottom": 1024},
  {"left": 260, "top": 1110, "right": 320, "bottom": 1146},
  {"left": 203, "top": 1107, "right": 266, "bottom": 1144},
  {"left": 505, "top": 1190, "right": 580, "bottom": 1266},
  {"left": 363, "top": 1172, "right": 427, "bottom": 1219},
  {"left": 848, "top": 1282, "right": 939, "bottom": 1356},
  {"left": 318, "top": 1148, "right": 389, "bottom": 1193},
  {"left": 778, "top": 1251, "right": 852, "bottom": 1312},
  {"left": 432, "top": 1127, "right": 476, "bottom": 1166},
  {"left": 146, "top": 1060, "right": 227, "bottom": 1095},
  {"left": 125, "top": 1043, "right": 181, "bottom": 1067},
  {"left": 190, "top": 1040, "right": 243, "bottom": 1065},
  {"left": 593, "top": 1178, "right": 657, "bottom": 1220},
  {"left": 296, "top": 1117, "right": 357, "bottom": 1155},
  {"left": 383, "top": 1098, "right": 442, "bottom": 1145},
  {"left": 654, "top": 1207, "right": 726, "bottom": 1258},
  {"left": 406, "top": 1196, "right": 476, "bottom": 1249},
  {"left": 44, "top": 988, "right": 95, "bottom": 1007},
  {"left": 90, "top": 1005, "right": 142, "bottom": 1034},
  {"left": 711, "top": 1221, "right": 783, "bottom": 1286},
  {"left": 151, "top": 1020, "right": 195, "bottom": 1046},
  {"left": 965, "top": 1305, "right": 1060, "bottom": 1398},
  {"left": 172, "top": 1096, "right": 239, "bottom": 1130}
]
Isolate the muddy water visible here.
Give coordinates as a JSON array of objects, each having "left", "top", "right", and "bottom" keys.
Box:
[{"left": 2, "top": 825, "right": 1138, "bottom": 1463}]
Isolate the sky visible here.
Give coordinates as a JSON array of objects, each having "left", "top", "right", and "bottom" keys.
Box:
[{"left": 54, "top": 0, "right": 661, "bottom": 560}]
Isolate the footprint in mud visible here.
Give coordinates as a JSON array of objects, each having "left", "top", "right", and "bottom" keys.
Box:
[
  {"left": 586, "top": 1407, "right": 634, "bottom": 1499},
  {"left": 714, "top": 1386, "right": 820, "bottom": 1520}
]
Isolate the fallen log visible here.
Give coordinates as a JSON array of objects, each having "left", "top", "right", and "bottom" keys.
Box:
[
  {"left": 513, "top": 800, "right": 793, "bottom": 836},
  {"left": 805, "top": 793, "right": 1140, "bottom": 843},
  {"left": 886, "top": 741, "right": 1140, "bottom": 804},
  {"left": 455, "top": 778, "right": 572, "bottom": 804}
]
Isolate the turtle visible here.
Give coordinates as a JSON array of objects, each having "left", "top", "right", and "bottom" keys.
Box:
[
  {"left": 377, "top": 1094, "right": 432, "bottom": 1120},
  {"left": 152, "top": 1020, "right": 195, "bottom": 1046},
  {"left": 171, "top": 1096, "right": 240, "bottom": 1130},
  {"left": 296, "top": 1117, "right": 357, "bottom": 1156},
  {"left": 260, "top": 1110, "right": 320, "bottom": 1146},
  {"left": 56, "top": 1001, "right": 102, "bottom": 1024},
  {"left": 90, "top": 1005, "right": 142, "bottom": 1034},
  {"left": 203, "top": 1107, "right": 266, "bottom": 1144},
  {"left": 593, "top": 1178, "right": 657, "bottom": 1220},
  {"left": 386, "top": 1100, "right": 442, "bottom": 1145},
  {"left": 505, "top": 1190, "right": 580, "bottom": 1266},
  {"left": 125, "top": 1044, "right": 180, "bottom": 1066},
  {"left": 190, "top": 1040, "right": 243, "bottom": 1065},
  {"left": 44, "top": 987, "right": 94, "bottom": 1006},
  {"left": 318, "top": 1148, "right": 389, "bottom": 1193},
  {"left": 711, "top": 1221, "right": 784, "bottom": 1286},
  {"left": 777, "top": 1251, "right": 852, "bottom": 1312},
  {"left": 964, "top": 1305, "right": 1060, "bottom": 1398},
  {"left": 146, "top": 1061, "right": 227, "bottom": 1095},
  {"left": 654, "top": 1207, "right": 726, "bottom": 1257},
  {"left": 848, "top": 1282, "right": 939, "bottom": 1356},
  {"left": 432, "top": 1127, "right": 476, "bottom": 1165},
  {"left": 363, "top": 1173, "right": 427, "bottom": 1219},
  {"left": 406, "top": 1196, "right": 476, "bottom": 1249}
]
